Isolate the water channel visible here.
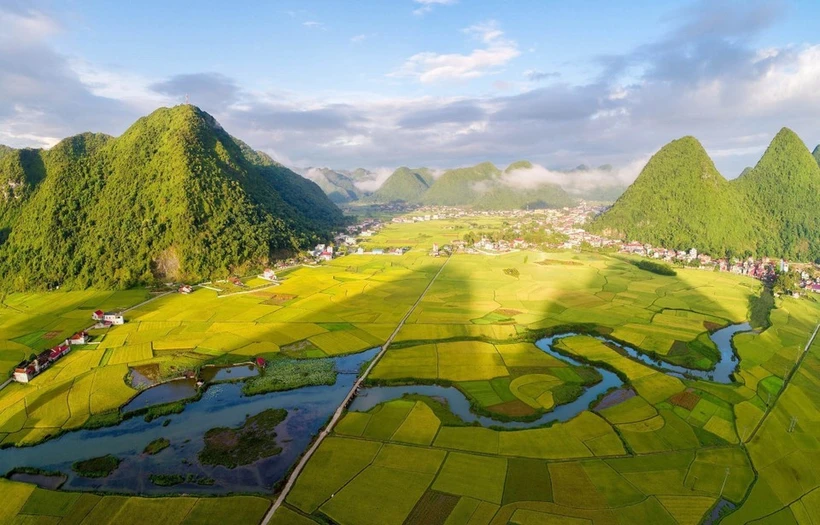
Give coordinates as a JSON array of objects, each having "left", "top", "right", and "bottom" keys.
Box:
[{"left": 0, "top": 323, "right": 751, "bottom": 494}]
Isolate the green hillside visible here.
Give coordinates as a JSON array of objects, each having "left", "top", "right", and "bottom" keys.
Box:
[
  {"left": 589, "top": 136, "right": 756, "bottom": 256},
  {"left": 735, "top": 128, "right": 820, "bottom": 260},
  {"left": 813, "top": 144, "right": 820, "bottom": 166},
  {"left": 421, "top": 161, "right": 499, "bottom": 205},
  {"left": 369, "top": 167, "right": 434, "bottom": 202},
  {"left": 0, "top": 105, "right": 344, "bottom": 290},
  {"left": 299, "top": 167, "right": 362, "bottom": 203}
]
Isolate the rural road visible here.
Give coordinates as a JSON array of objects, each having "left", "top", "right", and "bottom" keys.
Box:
[{"left": 261, "top": 255, "right": 451, "bottom": 524}]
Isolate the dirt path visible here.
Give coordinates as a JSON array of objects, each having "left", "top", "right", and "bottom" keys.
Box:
[{"left": 261, "top": 256, "right": 450, "bottom": 524}]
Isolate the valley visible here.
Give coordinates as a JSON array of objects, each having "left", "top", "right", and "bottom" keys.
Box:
[{"left": 1, "top": 216, "right": 818, "bottom": 524}]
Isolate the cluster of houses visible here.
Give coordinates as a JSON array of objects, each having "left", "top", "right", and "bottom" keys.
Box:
[
  {"left": 462, "top": 238, "right": 530, "bottom": 254},
  {"left": 12, "top": 332, "right": 87, "bottom": 383},
  {"left": 13, "top": 309, "right": 127, "bottom": 384}
]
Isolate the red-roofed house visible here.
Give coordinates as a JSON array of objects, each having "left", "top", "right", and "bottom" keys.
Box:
[
  {"left": 255, "top": 357, "right": 267, "bottom": 368},
  {"left": 92, "top": 310, "right": 104, "bottom": 321},
  {"left": 49, "top": 344, "right": 70, "bottom": 361},
  {"left": 68, "top": 331, "right": 88, "bottom": 345}
]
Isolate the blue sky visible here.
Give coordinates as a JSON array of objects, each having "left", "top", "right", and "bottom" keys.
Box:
[{"left": 1, "top": 0, "right": 819, "bottom": 189}]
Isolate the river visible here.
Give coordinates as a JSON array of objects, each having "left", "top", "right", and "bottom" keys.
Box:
[{"left": 0, "top": 323, "right": 750, "bottom": 494}]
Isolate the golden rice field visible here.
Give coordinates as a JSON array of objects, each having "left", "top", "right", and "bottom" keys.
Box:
[{"left": 2, "top": 219, "right": 820, "bottom": 524}]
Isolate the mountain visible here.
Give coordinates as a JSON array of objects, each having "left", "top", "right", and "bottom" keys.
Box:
[
  {"left": 366, "top": 161, "right": 577, "bottom": 209},
  {"left": 813, "top": 145, "right": 820, "bottom": 166},
  {"left": 736, "top": 128, "right": 820, "bottom": 260},
  {"left": 369, "top": 167, "right": 434, "bottom": 203},
  {"left": 589, "top": 136, "right": 756, "bottom": 256},
  {"left": 421, "top": 162, "right": 500, "bottom": 206},
  {"left": 473, "top": 162, "right": 577, "bottom": 210},
  {"left": 0, "top": 105, "right": 345, "bottom": 290},
  {"left": 297, "top": 167, "right": 362, "bottom": 203}
]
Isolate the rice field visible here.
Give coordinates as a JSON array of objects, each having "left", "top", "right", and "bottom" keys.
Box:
[{"left": 3, "top": 219, "right": 820, "bottom": 524}]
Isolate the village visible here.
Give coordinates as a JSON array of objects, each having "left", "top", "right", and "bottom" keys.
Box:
[
  {"left": 331, "top": 203, "right": 820, "bottom": 295},
  {"left": 12, "top": 310, "right": 124, "bottom": 384}
]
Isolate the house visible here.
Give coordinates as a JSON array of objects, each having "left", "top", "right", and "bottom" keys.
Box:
[
  {"left": 92, "top": 310, "right": 105, "bottom": 321},
  {"left": 809, "top": 283, "right": 820, "bottom": 294},
  {"left": 13, "top": 362, "right": 38, "bottom": 383},
  {"left": 262, "top": 268, "right": 277, "bottom": 281},
  {"left": 103, "top": 312, "right": 125, "bottom": 325},
  {"left": 356, "top": 247, "right": 364, "bottom": 255},
  {"left": 68, "top": 331, "right": 88, "bottom": 345},
  {"left": 255, "top": 357, "right": 267, "bottom": 369},
  {"left": 178, "top": 285, "right": 193, "bottom": 294},
  {"left": 49, "top": 344, "right": 70, "bottom": 361}
]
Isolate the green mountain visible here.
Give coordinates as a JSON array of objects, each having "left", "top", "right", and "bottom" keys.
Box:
[
  {"left": 735, "top": 128, "right": 820, "bottom": 260},
  {"left": 369, "top": 167, "right": 434, "bottom": 202},
  {"left": 0, "top": 105, "right": 344, "bottom": 290},
  {"left": 421, "top": 162, "right": 500, "bottom": 206},
  {"left": 473, "top": 161, "right": 577, "bottom": 210},
  {"left": 298, "top": 167, "right": 362, "bottom": 203},
  {"left": 813, "top": 145, "right": 820, "bottom": 166},
  {"left": 366, "top": 161, "right": 577, "bottom": 209},
  {"left": 589, "top": 136, "right": 756, "bottom": 256}
]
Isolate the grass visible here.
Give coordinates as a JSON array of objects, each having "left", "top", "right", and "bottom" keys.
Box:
[
  {"left": 199, "top": 408, "right": 287, "bottom": 468},
  {"left": 287, "top": 437, "right": 382, "bottom": 513},
  {"left": 71, "top": 454, "right": 121, "bottom": 478},
  {"left": 143, "top": 437, "right": 170, "bottom": 455},
  {"left": 242, "top": 358, "right": 336, "bottom": 395},
  {"left": 432, "top": 452, "right": 507, "bottom": 504}
]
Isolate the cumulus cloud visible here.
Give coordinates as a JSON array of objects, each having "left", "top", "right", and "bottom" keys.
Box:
[
  {"left": 0, "top": 6, "right": 140, "bottom": 147},
  {"left": 5, "top": 0, "right": 820, "bottom": 186},
  {"left": 390, "top": 20, "right": 519, "bottom": 82}
]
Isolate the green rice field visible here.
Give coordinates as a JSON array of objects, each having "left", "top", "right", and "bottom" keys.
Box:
[{"left": 2, "top": 218, "right": 820, "bottom": 524}]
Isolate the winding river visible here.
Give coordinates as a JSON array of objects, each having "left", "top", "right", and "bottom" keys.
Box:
[
  {"left": 0, "top": 322, "right": 751, "bottom": 494},
  {"left": 350, "top": 323, "right": 753, "bottom": 429}
]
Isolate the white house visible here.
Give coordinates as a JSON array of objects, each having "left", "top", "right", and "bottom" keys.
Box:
[{"left": 104, "top": 313, "right": 125, "bottom": 325}]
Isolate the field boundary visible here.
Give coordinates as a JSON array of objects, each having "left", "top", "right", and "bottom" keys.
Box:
[
  {"left": 748, "top": 321, "right": 820, "bottom": 442},
  {"left": 261, "top": 256, "right": 451, "bottom": 525}
]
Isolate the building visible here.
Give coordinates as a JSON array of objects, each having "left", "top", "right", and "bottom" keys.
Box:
[
  {"left": 262, "top": 268, "right": 276, "bottom": 281},
  {"left": 178, "top": 285, "right": 193, "bottom": 294},
  {"left": 255, "top": 357, "right": 267, "bottom": 369},
  {"left": 13, "top": 362, "right": 38, "bottom": 383},
  {"left": 103, "top": 312, "right": 125, "bottom": 325},
  {"left": 68, "top": 331, "right": 88, "bottom": 345},
  {"left": 92, "top": 310, "right": 105, "bottom": 321}
]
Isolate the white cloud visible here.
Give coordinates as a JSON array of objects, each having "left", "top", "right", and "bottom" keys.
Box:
[
  {"left": 352, "top": 167, "right": 393, "bottom": 192},
  {"left": 390, "top": 20, "right": 519, "bottom": 83},
  {"left": 302, "top": 21, "right": 324, "bottom": 30},
  {"left": 502, "top": 158, "right": 649, "bottom": 194},
  {"left": 350, "top": 34, "right": 367, "bottom": 43},
  {"left": 413, "top": 0, "right": 457, "bottom": 16}
]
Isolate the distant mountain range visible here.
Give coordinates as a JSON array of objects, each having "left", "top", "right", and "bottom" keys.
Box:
[
  {"left": 292, "top": 167, "right": 380, "bottom": 204},
  {"left": 0, "top": 105, "right": 345, "bottom": 290},
  {"left": 590, "top": 128, "right": 820, "bottom": 261},
  {"left": 297, "top": 161, "right": 628, "bottom": 209}
]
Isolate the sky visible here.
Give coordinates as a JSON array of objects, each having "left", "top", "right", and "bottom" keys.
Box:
[{"left": 1, "top": 0, "right": 820, "bottom": 186}]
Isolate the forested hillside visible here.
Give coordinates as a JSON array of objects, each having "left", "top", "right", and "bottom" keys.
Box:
[
  {"left": 0, "top": 105, "right": 345, "bottom": 290},
  {"left": 369, "top": 167, "right": 434, "bottom": 203},
  {"left": 591, "top": 130, "right": 820, "bottom": 261}
]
